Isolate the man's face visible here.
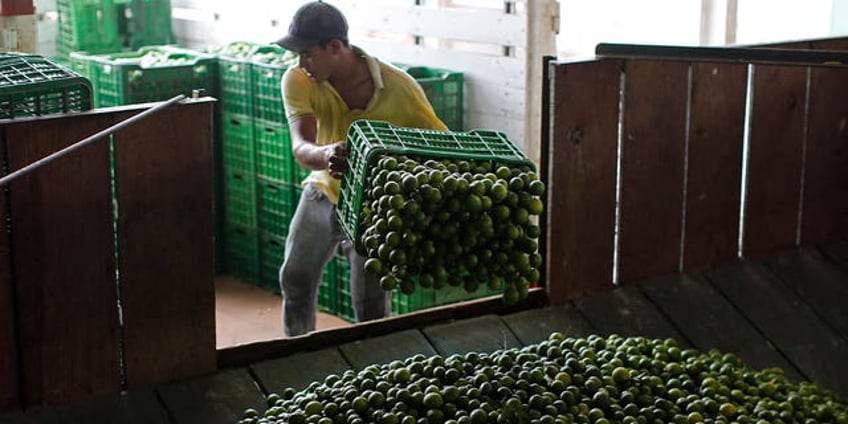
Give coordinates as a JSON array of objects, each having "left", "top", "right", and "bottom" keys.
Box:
[{"left": 297, "top": 43, "right": 334, "bottom": 83}]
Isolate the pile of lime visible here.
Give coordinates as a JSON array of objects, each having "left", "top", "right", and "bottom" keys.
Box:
[
  {"left": 239, "top": 333, "right": 847, "bottom": 424},
  {"left": 358, "top": 155, "right": 545, "bottom": 305}
]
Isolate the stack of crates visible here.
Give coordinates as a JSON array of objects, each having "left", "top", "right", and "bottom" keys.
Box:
[
  {"left": 394, "top": 63, "right": 464, "bottom": 131},
  {"left": 68, "top": 45, "right": 216, "bottom": 107},
  {"left": 56, "top": 0, "right": 175, "bottom": 58},
  {"left": 212, "top": 42, "right": 300, "bottom": 292},
  {"left": 0, "top": 53, "right": 93, "bottom": 118}
]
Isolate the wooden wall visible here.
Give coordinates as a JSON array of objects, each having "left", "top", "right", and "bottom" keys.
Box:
[
  {"left": 546, "top": 38, "right": 848, "bottom": 303},
  {"left": 0, "top": 99, "right": 217, "bottom": 411}
]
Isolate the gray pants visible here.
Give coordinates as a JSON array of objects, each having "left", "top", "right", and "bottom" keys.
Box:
[{"left": 279, "top": 183, "right": 390, "bottom": 337}]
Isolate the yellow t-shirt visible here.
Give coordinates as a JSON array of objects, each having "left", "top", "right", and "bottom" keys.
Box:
[{"left": 281, "top": 47, "right": 448, "bottom": 204}]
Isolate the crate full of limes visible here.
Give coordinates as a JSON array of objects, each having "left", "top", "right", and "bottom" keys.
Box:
[
  {"left": 69, "top": 46, "right": 216, "bottom": 108},
  {"left": 337, "top": 120, "right": 545, "bottom": 306}
]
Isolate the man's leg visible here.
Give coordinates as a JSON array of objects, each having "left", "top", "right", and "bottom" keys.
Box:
[
  {"left": 279, "top": 184, "right": 339, "bottom": 337},
  {"left": 341, "top": 239, "right": 391, "bottom": 322}
]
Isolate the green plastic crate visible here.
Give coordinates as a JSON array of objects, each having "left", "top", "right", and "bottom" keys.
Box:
[
  {"left": 215, "top": 42, "right": 262, "bottom": 117},
  {"left": 222, "top": 112, "right": 255, "bottom": 173},
  {"left": 257, "top": 177, "right": 295, "bottom": 240},
  {"left": 224, "top": 224, "right": 259, "bottom": 284},
  {"left": 255, "top": 120, "right": 294, "bottom": 183},
  {"left": 337, "top": 120, "right": 533, "bottom": 253},
  {"left": 0, "top": 54, "right": 93, "bottom": 119},
  {"left": 71, "top": 46, "right": 216, "bottom": 107},
  {"left": 259, "top": 231, "right": 285, "bottom": 293},
  {"left": 318, "top": 258, "right": 337, "bottom": 315},
  {"left": 395, "top": 63, "right": 463, "bottom": 131},
  {"left": 121, "top": 0, "right": 175, "bottom": 49},
  {"left": 251, "top": 46, "right": 296, "bottom": 123},
  {"left": 333, "top": 254, "right": 355, "bottom": 322},
  {"left": 223, "top": 169, "right": 257, "bottom": 230},
  {"left": 391, "top": 283, "right": 500, "bottom": 315},
  {"left": 56, "top": 0, "right": 122, "bottom": 57}
]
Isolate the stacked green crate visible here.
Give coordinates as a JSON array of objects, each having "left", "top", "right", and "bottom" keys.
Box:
[
  {"left": 333, "top": 253, "right": 354, "bottom": 322},
  {"left": 56, "top": 0, "right": 123, "bottom": 57},
  {"left": 56, "top": 0, "right": 175, "bottom": 58},
  {"left": 395, "top": 63, "right": 464, "bottom": 131},
  {"left": 391, "top": 284, "right": 501, "bottom": 315},
  {"left": 221, "top": 113, "right": 259, "bottom": 283},
  {"left": 69, "top": 46, "right": 216, "bottom": 108},
  {"left": 250, "top": 47, "right": 300, "bottom": 293},
  {"left": 215, "top": 42, "right": 262, "bottom": 280},
  {"left": 0, "top": 53, "right": 93, "bottom": 118},
  {"left": 120, "top": 0, "right": 176, "bottom": 49}
]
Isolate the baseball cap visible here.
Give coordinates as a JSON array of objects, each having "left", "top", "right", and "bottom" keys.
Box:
[{"left": 275, "top": 1, "right": 348, "bottom": 52}]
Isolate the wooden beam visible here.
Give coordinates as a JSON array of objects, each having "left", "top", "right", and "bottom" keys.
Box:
[
  {"left": 115, "top": 100, "right": 217, "bottom": 389},
  {"left": 618, "top": 59, "right": 689, "bottom": 284},
  {"left": 743, "top": 65, "right": 807, "bottom": 258},
  {"left": 683, "top": 62, "right": 747, "bottom": 272},
  {"left": 6, "top": 114, "right": 121, "bottom": 408},
  {"left": 0, "top": 129, "right": 20, "bottom": 411},
  {"left": 547, "top": 59, "right": 620, "bottom": 302}
]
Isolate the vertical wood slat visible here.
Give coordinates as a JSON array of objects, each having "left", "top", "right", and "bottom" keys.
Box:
[
  {"left": 683, "top": 63, "right": 747, "bottom": 272},
  {"left": 547, "top": 59, "right": 621, "bottom": 303},
  {"left": 0, "top": 132, "right": 20, "bottom": 411},
  {"left": 617, "top": 60, "right": 689, "bottom": 284},
  {"left": 5, "top": 115, "right": 121, "bottom": 408},
  {"left": 801, "top": 67, "right": 848, "bottom": 244},
  {"left": 743, "top": 65, "right": 807, "bottom": 259},
  {"left": 116, "top": 100, "right": 216, "bottom": 388}
]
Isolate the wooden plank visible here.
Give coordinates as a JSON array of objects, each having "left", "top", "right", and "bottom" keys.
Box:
[
  {"left": 115, "top": 101, "right": 217, "bottom": 389},
  {"left": 500, "top": 305, "right": 595, "bottom": 346},
  {"left": 821, "top": 241, "right": 848, "bottom": 271},
  {"left": 219, "top": 288, "right": 546, "bottom": 368},
  {"left": 705, "top": 260, "right": 848, "bottom": 396},
  {"left": 800, "top": 66, "right": 848, "bottom": 244},
  {"left": 639, "top": 274, "right": 802, "bottom": 380},
  {"left": 422, "top": 315, "right": 522, "bottom": 355},
  {"left": 572, "top": 286, "right": 691, "bottom": 347},
  {"left": 46, "top": 389, "right": 169, "bottom": 424},
  {"left": 743, "top": 65, "right": 807, "bottom": 259},
  {"left": 157, "top": 368, "right": 265, "bottom": 424},
  {"left": 0, "top": 130, "right": 20, "bottom": 411},
  {"left": 338, "top": 329, "right": 438, "bottom": 370},
  {"left": 810, "top": 37, "right": 848, "bottom": 50},
  {"left": 547, "top": 59, "right": 620, "bottom": 302},
  {"left": 762, "top": 248, "right": 848, "bottom": 339},
  {"left": 618, "top": 59, "right": 689, "bottom": 284},
  {"left": 5, "top": 115, "right": 121, "bottom": 408},
  {"left": 683, "top": 62, "right": 747, "bottom": 272},
  {"left": 596, "top": 43, "right": 848, "bottom": 66},
  {"left": 251, "top": 348, "right": 351, "bottom": 394}
]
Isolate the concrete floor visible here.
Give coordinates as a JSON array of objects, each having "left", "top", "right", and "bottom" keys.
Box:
[{"left": 214, "top": 275, "right": 351, "bottom": 349}]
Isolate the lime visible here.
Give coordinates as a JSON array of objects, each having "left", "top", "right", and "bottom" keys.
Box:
[
  {"left": 423, "top": 392, "right": 444, "bottom": 409},
  {"left": 364, "top": 258, "right": 383, "bottom": 275},
  {"left": 528, "top": 179, "right": 546, "bottom": 196},
  {"left": 527, "top": 198, "right": 544, "bottom": 215},
  {"left": 380, "top": 274, "right": 397, "bottom": 291}
]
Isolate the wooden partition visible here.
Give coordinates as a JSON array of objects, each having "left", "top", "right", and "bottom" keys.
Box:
[
  {"left": 0, "top": 99, "right": 216, "bottom": 411},
  {"left": 546, "top": 40, "right": 848, "bottom": 303}
]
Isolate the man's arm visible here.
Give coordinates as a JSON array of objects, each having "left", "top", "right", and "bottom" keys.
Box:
[{"left": 289, "top": 115, "right": 348, "bottom": 178}]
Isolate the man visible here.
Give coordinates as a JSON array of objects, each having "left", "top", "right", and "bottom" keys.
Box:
[{"left": 275, "top": 1, "right": 447, "bottom": 337}]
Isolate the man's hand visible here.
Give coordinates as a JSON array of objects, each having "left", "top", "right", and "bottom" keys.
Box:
[{"left": 325, "top": 141, "right": 348, "bottom": 179}]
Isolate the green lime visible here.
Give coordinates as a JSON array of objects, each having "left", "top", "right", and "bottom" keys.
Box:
[{"left": 364, "top": 258, "right": 383, "bottom": 275}]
